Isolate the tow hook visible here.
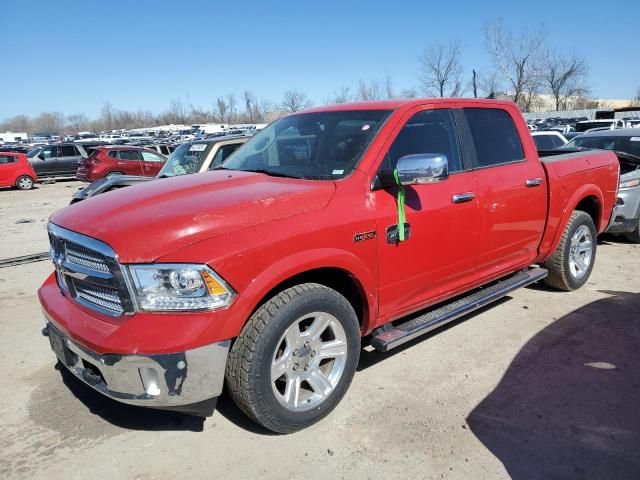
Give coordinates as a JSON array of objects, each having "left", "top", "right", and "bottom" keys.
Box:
[{"left": 82, "top": 366, "right": 103, "bottom": 386}]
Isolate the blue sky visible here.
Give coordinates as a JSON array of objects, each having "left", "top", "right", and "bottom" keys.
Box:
[{"left": 1, "top": 0, "right": 638, "bottom": 118}]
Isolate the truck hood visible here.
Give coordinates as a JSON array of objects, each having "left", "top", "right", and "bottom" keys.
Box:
[{"left": 51, "top": 171, "right": 336, "bottom": 262}]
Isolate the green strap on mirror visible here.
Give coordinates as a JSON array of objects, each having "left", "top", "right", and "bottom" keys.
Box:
[{"left": 393, "top": 168, "right": 406, "bottom": 242}]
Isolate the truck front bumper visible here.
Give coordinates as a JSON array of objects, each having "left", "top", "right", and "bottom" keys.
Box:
[{"left": 44, "top": 320, "right": 230, "bottom": 416}]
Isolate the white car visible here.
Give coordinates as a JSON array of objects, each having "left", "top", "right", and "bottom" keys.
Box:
[{"left": 531, "top": 131, "right": 568, "bottom": 150}]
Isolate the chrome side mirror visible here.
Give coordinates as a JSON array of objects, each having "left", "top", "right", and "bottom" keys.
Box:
[{"left": 396, "top": 153, "right": 448, "bottom": 185}]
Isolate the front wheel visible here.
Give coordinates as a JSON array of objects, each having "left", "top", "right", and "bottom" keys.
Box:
[
  {"left": 225, "top": 283, "right": 360, "bottom": 433},
  {"left": 625, "top": 221, "right": 640, "bottom": 244},
  {"left": 543, "top": 210, "right": 597, "bottom": 291},
  {"left": 15, "top": 175, "right": 34, "bottom": 190}
]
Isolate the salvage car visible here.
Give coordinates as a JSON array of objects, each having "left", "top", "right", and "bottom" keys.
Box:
[
  {"left": 0, "top": 152, "right": 37, "bottom": 190},
  {"left": 531, "top": 131, "right": 568, "bottom": 150},
  {"left": 563, "top": 128, "right": 640, "bottom": 242},
  {"left": 39, "top": 99, "right": 618, "bottom": 433},
  {"left": 70, "top": 136, "right": 248, "bottom": 202},
  {"left": 76, "top": 146, "right": 167, "bottom": 182}
]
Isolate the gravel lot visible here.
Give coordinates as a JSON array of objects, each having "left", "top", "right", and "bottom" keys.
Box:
[{"left": 1, "top": 182, "right": 639, "bottom": 479}]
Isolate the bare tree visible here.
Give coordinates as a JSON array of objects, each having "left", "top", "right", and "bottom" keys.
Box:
[
  {"left": 214, "top": 97, "right": 229, "bottom": 124},
  {"left": 478, "top": 71, "right": 502, "bottom": 98},
  {"left": 100, "top": 101, "right": 115, "bottom": 131},
  {"left": 66, "top": 113, "right": 89, "bottom": 132},
  {"left": 168, "top": 98, "right": 187, "bottom": 124},
  {"left": 399, "top": 87, "right": 419, "bottom": 98},
  {"left": 0, "top": 114, "right": 31, "bottom": 133},
  {"left": 544, "top": 50, "right": 589, "bottom": 111},
  {"left": 225, "top": 93, "right": 237, "bottom": 123},
  {"left": 280, "top": 90, "right": 312, "bottom": 112},
  {"left": 356, "top": 79, "right": 382, "bottom": 101},
  {"left": 32, "top": 112, "right": 66, "bottom": 133},
  {"left": 328, "top": 86, "right": 352, "bottom": 104},
  {"left": 419, "top": 41, "right": 463, "bottom": 97},
  {"left": 485, "top": 18, "right": 546, "bottom": 108},
  {"left": 384, "top": 74, "right": 394, "bottom": 99},
  {"left": 629, "top": 86, "right": 640, "bottom": 107}
]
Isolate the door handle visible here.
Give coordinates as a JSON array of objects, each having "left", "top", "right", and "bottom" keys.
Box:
[
  {"left": 526, "top": 178, "right": 543, "bottom": 187},
  {"left": 452, "top": 192, "right": 476, "bottom": 203}
]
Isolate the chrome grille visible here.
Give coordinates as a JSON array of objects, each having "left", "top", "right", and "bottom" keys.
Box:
[
  {"left": 65, "top": 242, "right": 111, "bottom": 273},
  {"left": 71, "top": 279, "right": 124, "bottom": 315},
  {"left": 48, "top": 224, "right": 135, "bottom": 317}
]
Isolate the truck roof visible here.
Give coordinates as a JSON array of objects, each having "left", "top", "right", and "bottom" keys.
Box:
[{"left": 303, "top": 98, "right": 517, "bottom": 113}]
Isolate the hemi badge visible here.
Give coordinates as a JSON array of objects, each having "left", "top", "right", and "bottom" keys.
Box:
[{"left": 354, "top": 231, "right": 377, "bottom": 243}]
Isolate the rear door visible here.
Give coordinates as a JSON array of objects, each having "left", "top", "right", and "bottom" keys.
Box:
[
  {"left": 462, "top": 107, "right": 547, "bottom": 279},
  {"left": 116, "top": 150, "right": 145, "bottom": 175},
  {"left": 373, "top": 106, "right": 481, "bottom": 320},
  {"left": 57, "top": 145, "right": 82, "bottom": 175},
  {"left": 141, "top": 151, "right": 166, "bottom": 176},
  {"left": 0, "top": 154, "right": 17, "bottom": 186}
]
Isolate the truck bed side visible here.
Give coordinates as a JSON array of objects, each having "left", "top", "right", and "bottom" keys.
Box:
[{"left": 536, "top": 150, "right": 619, "bottom": 263}]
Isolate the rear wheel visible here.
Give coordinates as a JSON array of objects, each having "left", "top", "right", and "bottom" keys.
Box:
[
  {"left": 15, "top": 175, "right": 34, "bottom": 190},
  {"left": 543, "top": 210, "right": 597, "bottom": 291},
  {"left": 225, "top": 283, "right": 360, "bottom": 433}
]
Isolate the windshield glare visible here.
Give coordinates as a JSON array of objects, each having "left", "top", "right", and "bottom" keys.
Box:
[
  {"left": 565, "top": 136, "right": 640, "bottom": 157},
  {"left": 221, "top": 110, "right": 391, "bottom": 179},
  {"left": 158, "top": 142, "right": 209, "bottom": 177}
]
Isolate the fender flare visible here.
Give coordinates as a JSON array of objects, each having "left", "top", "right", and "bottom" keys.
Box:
[
  {"left": 227, "top": 248, "right": 378, "bottom": 337},
  {"left": 546, "top": 183, "right": 605, "bottom": 259}
]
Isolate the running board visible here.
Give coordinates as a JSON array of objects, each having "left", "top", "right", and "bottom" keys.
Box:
[{"left": 370, "top": 267, "right": 548, "bottom": 352}]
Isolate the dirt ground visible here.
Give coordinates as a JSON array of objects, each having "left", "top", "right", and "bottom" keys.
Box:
[{"left": 1, "top": 182, "right": 639, "bottom": 480}]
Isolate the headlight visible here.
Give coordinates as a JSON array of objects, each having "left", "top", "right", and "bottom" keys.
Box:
[
  {"left": 127, "top": 264, "right": 235, "bottom": 312},
  {"left": 619, "top": 178, "right": 640, "bottom": 189}
]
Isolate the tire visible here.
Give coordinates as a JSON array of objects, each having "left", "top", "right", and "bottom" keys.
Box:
[
  {"left": 106, "top": 171, "right": 123, "bottom": 179},
  {"left": 543, "top": 210, "right": 597, "bottom": 291},
  {"left": 225, "top": 283, "right": 360, "bottom": 433},
  {"left": 15, "top": 175, "right": 34, "bottom": 190}
]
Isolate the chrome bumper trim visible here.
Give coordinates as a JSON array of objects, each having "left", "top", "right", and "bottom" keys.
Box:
[{"left": 46, "top": 321, "right": 230, "bottom": 409}]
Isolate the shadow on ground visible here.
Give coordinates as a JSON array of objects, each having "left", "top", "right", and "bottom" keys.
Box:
[
  {"left": 56, "top": 366, "right": 206, "bottom": 432},
  {"left": 467, "top": 290, "right": 640, "bottom": 480}
]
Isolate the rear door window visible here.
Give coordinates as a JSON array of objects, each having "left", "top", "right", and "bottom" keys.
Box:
[
  {"left": 59, "top": 145, "right": 78, "bottom": 156},
  {"left": 117, "top": 150, "right": 143, "bottom": 161},
  {"left": 464, "top": 108, "right": 525, "bottom": 168},
  {"left": 0, "top": 155, "right": 16, "bottom": 164}
]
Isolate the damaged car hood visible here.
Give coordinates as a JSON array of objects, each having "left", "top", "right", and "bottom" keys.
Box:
[{"left": 51, "top": 170, "right": 336, "bottom": 263}]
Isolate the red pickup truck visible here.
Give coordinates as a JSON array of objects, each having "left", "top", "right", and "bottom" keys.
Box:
[{"left": 39, "top": 99, "right": 619, "bottom": 433}]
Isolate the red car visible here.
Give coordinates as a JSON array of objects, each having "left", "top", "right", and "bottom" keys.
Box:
[
  {"left": 0, "top": 152, "right": 37, "bottom": 190},
  {"left": 76, "top": 146, "right": 167, "bottom": 182},
  {"left": 40, "top": 99, "right": 619, "bottom": 433}
]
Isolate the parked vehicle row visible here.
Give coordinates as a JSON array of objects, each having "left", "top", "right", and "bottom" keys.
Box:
[
  {"left": 40, "top": 98, "right": 619, "bottom": 433},
  {"left": 71, "top": 136, "right": 248, "bottom": 202}
]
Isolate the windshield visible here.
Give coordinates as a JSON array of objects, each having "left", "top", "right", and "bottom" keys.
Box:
[
  {"left": 564, "top": 135, "right": 640, "bottom": 157},
  {"left": 221, "top": 110, "right": 392, "bottom": 179},
  {"left": 158, "top": 142, "right": 210, "bottom": 177},
  {"left": 27, "top": 147, "right": 41, "bottom": 157}
]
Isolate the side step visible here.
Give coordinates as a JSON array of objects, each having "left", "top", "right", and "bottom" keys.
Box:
[{"left": 370, "top": 267, "right": 548, "bottom": 352}]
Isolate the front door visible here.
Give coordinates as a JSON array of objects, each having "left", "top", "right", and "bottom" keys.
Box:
[
  {"left": 141, "top": 151, "right": 166, "bottom": 176},
  {"left": 36, "top": 145, "right": 60, "bottom": 176},
  {"left": 372, "top": 106, "right": 480, "bottom": 322}
]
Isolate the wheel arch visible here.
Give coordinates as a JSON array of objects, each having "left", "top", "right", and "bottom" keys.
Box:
[{"left": 225, "top": 249, "right": 377, "bottom": 339}]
